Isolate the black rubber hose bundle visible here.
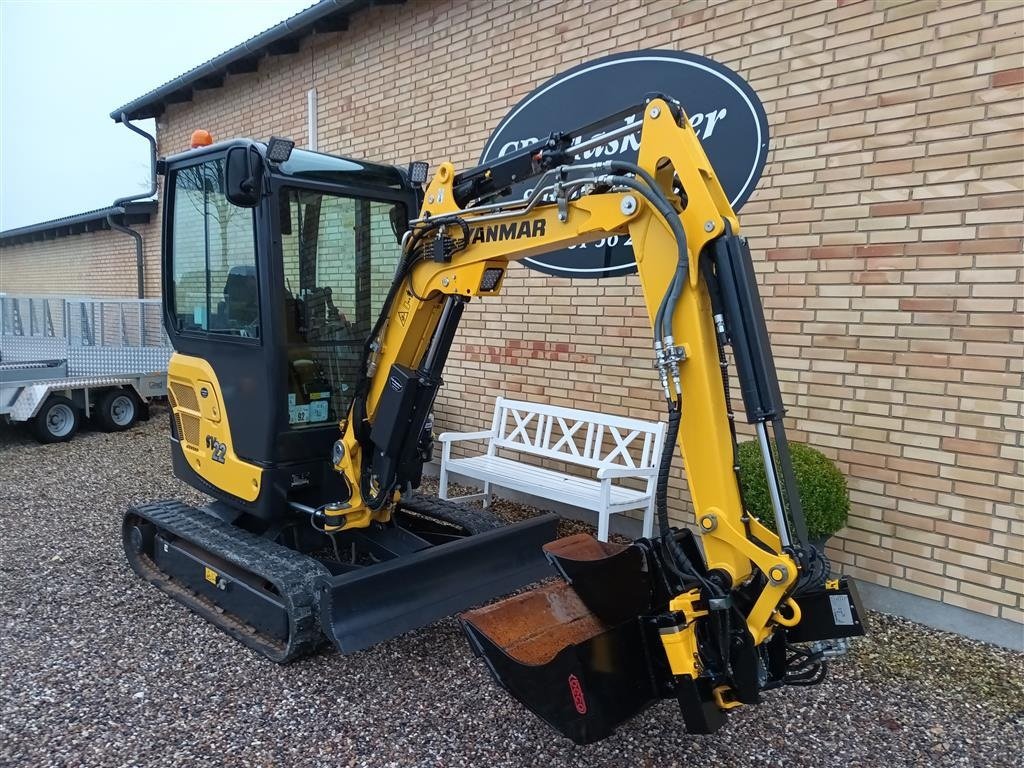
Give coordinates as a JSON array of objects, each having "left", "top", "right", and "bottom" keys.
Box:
[
  {"left": 655, "top": 399, "right": 724, "bottom": 598},
  {"left": 655, "top": 402, "right": 681, "bottom": 540},
  {"left": 606, "top": 160, "right": 689, "bottom": 345},
  {"left": 655, "top": 401, "right": 688, "bottom": 592},
  {"left": 592, "top": 164, "right": 715, "bottom": 595}
]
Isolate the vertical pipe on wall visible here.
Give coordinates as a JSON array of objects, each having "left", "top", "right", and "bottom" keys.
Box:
[
  {"left": 307, "top": 88, "right": 319, "bottom": 152},
  {"left": 109, "top": 114, "right": 157, "bottom": 299}
]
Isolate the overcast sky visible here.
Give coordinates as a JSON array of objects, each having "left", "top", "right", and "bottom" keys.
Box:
[{"left": 0, "top": 0, "right": 314, "bottom": 231}]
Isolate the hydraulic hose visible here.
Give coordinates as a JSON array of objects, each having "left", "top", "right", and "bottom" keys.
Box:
[
  {"left": 596, "top": 175, "right": 688, "bottom": 358},
  {"left": 655, "top": 402, "right": 681, "bottom": 539},
  {"left": 655, "top": 397, "right": 722, "bottom": 598},
  {"left": 655, "top": 399, "right": 689, "bottom": 592},
  {"left": 606, "top": 160, "right": 689, "bottom": 345},
  {"left": 596, "top": 166, "right": 715, "bottom": 595},
  {"left": 659, "top": 258, "right": 686, "bottom": 344}
]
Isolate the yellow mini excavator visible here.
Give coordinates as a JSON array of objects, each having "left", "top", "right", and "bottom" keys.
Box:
[{"left": 123, "top": 94, "right": 864, "bottom": 744}]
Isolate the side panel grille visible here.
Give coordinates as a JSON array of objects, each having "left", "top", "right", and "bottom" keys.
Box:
[
  {"left": 170, "top": 382, "right": 199, "bottom": 411},
  {"left": 169, "top": 380, "right": 201, "bottom": 448},
  {"left": 173, "top": 412, "right": 186, "bottom": 442},
  {"left": 179, "top": 413, "right": 201, "bottom": 447}
]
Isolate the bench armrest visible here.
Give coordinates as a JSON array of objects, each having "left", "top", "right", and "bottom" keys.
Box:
[
  {"left": 596, "top": 466, "right": 658, "bottom": 480},
  {"left": 438, "top": 429, "right": 497, "bottom": 444}
]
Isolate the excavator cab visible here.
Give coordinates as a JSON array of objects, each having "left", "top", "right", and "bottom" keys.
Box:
[{"left": 160, "top": 138, "right": 415, "bottom": 517}]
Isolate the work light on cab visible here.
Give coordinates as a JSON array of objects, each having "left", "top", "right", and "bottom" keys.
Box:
[
  {"left": 266, "top": 136, "right": 295, "bottom": 164},
  {"left": 408, "top": 161, "right": 429, "bottom": 185}
]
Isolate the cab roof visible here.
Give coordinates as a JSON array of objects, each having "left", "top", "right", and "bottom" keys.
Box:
[{"left": 163, "top": 139, "right": 408, "bottom": 191}]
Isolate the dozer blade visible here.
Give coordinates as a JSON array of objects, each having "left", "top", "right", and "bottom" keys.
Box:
[{"left": 318, "top": 513, "right": 559, "bottom": 653}]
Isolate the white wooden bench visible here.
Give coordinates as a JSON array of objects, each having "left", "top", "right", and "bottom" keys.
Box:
[{"left": 438, "top": 396, "right": 666, "bottom": 542}]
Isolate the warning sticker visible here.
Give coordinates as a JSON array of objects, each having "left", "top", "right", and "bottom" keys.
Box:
[
  {"left": 829, "top": 594, "right": 854, "bottom": 626},
  {"left": 309, "top": 401, "right": 328, "bottom": 422},
  {"left": 204, "top": 567, "right": 218, "bottom": 586},
  {"left": 288, "top": 400, "right": 329, "bottom": 424}
]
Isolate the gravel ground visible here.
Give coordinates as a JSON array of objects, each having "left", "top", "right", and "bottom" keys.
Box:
[{"left": 1, "top": 408, "right": 1021, "bottom": 768}]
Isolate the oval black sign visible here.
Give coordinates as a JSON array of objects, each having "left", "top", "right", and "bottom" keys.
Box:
[{"left": 480, "top": 50, "right": 770, "bottom": 278}]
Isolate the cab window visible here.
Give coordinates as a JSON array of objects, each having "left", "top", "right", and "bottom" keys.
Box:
[
  {"left": 280, "top": 187, "right": 403, "bottom": 428},
  {"left": 170, "top": 158, "right": 260, "bottom": 338}
]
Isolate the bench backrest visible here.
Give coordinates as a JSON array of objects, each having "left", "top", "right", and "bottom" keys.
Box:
[{"left": 490, "top": 396, "right": 666, "bottom": 472}]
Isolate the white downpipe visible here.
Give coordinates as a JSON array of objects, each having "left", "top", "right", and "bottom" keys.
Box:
[{"left": 307, "top": 88, "right": 318, "bottom": 151}]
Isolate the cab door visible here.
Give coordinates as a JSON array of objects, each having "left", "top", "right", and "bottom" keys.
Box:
[
  {"left": 267, "top": 180, "right": 406, "bottom": 468},
  {"left": 162, "top": 150, "right": 278, "bottom": 495}
]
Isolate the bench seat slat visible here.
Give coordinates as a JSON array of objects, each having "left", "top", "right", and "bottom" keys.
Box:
[{"left": 445, "top": 455, "right": 650, "bottom": 512}]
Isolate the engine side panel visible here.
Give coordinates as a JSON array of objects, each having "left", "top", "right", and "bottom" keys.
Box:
[{"left": 167, "top": 352, "right": 263, "bottom": 502}]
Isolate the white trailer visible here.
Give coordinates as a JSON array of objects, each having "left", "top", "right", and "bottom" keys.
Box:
[{"left": 0, "top": 295, "right": 171, "bottom": 442}]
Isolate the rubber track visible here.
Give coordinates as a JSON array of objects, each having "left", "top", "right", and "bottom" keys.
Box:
[
  {"left": 123, "top": 499, "right": 330, "bottom": 664},
  {"left": 398, "top": 492, "right": 502, "bottom": 534}
]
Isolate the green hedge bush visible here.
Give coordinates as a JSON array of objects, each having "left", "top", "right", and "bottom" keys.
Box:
[{"left": 735, "top": 440, "right": 849, "bottom": 541}]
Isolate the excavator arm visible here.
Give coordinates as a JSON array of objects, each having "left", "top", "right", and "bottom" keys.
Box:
[{"left": 322, "top": 96, "right": 864, "bottom": 741}]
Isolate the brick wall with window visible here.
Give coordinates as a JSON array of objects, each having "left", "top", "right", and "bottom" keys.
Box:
[{"left": 22, "top": 0, "right": 1024, "bottom": 626}]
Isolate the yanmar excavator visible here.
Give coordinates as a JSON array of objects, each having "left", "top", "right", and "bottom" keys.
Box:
[{"left": 122, "top": 95, "right": 864, "bottom": 744}]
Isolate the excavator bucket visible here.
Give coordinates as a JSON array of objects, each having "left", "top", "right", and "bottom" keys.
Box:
[
  {"left": 318, "top": 513, "right": 560, "bottom": 653},
  {"left": 461, "top": 534, "right": 666, "bottom": 744},
  {"left": 464, "top": 531, "right": 868, "bottom": 744}
]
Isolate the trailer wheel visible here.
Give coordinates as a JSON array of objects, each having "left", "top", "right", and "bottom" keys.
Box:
[
  {"left": 32, "top": 396, "right": 80, "bottom": 443},
  {"left": 96, "top": 388, "right": 139, "bottom": 432}
]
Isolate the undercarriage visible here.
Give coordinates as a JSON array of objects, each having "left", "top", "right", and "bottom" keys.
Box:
[{"left": 124, "top": 495, "right": 558, "bottom": 661}]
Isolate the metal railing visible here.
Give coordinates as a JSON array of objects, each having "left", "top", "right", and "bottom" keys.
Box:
[
  {"left": 0, "top": 294, "right": 171, "bottom": 374},
  {"left": 0, "top": 294, "right": 168, "bottom": 348}
]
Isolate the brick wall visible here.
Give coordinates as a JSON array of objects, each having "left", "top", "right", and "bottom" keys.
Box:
[
  {"left": 0, "top": 227, "right": 145, "bottom": 298},
  {"left": 34, "top": 0, "right": 1024, "bottom": 624}
]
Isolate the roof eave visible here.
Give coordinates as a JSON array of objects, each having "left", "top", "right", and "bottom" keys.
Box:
[
  {"left": 109, "top": 0, "right": 375, "bottom": 124},
  {"left": 0, "top": 201, "right": 158, "bottom": 248}
]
